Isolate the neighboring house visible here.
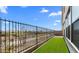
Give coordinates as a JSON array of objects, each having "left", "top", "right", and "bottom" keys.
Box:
[{"left": 62, "top": 6, "right": 79, "bottom": 53}]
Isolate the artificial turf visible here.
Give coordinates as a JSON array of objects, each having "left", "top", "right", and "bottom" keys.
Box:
[{"left": 34, "top": 36, "right": 69, "bottom": 53}]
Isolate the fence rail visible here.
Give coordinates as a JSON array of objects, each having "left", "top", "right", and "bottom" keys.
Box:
[{"left": 0, "top": 18, "right": 54, "bottom": 53}]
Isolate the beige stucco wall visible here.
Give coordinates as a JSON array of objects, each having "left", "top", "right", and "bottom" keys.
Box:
[{"left": 62, "top": 6, "right": 69, "bottom": 35}]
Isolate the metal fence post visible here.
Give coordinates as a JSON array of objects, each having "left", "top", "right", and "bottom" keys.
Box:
[
  {"left": 36, "top": 26, "right": 38, "bottom": 46},
  {"left": 9, "top": 21, "right": 10, "bottom": 53},
  {"left": 5, "top": 20, "right": 6, "bottom": 53},
  {"left": 46, "top": 29, "right": 47, "bottom": 41},
  {"left": 18, "top": 23, "right": 19, "bottom": 52},
  {"left": 0, "top": 18, "right": 54, "bottom": 53},
  {"left": 0, "top": 18, "right": 2, "bottom": 53}
]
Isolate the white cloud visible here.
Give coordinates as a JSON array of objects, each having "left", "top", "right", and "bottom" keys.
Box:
[
  {"left": 58, "top": 11, "right": 62, "bottom": 15},
  {"left": 53, "top": 23, "right": 57, "bottom": 26},
  {"left": 53, "top": 20, "right": 61, "bottom": 30},
  {"left": 40, "top": 8, "right": 49, "bottom": 13},
  {"left": 0, "top": 6, "right": 8, "bottom": 14},
  {"left": 53, "top": 23, "right": 57, "bottom": 30},
  {"left": 55, "top": 20, "right": 61, "bottom": 23},
  {"left": 53, "top": 20, "right": 60, "bottom": 30},
  {"left": 49, "top": 11, "right": 62, "bottom": 17}
]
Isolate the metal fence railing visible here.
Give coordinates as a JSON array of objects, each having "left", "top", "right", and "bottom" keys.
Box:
[{"left": 0, "top": 18, "right": 54, "bottom": 53}]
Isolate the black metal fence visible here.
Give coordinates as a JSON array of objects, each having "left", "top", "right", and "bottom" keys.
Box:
[{"left": 0, "top": 18, "right": 54, "bottom": 53}]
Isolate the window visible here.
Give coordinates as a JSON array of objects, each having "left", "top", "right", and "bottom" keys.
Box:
[
  {"left": 72, "top": 19, "right": 79, "bottom": 49},
  {"left": 66, "top": 26, "right": 70, "bottom": 39},
  {"left": 72, "top": 6, "right": 79, "bottom": 23},
  {"left": 65, "top": 9, "right": 71, "bottom": 39},
  {"left": 68, "top": 26, "right": 70, "bottom": 39}
]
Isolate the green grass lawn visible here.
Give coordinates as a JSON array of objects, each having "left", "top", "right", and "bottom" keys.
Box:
[{"left": 33, "top": 36, "right": 69, "bottom": 53}]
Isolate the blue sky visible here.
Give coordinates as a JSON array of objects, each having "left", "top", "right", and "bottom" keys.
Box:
[{"left": 0, "top": 6, "right": 62, "bottom": 30}]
